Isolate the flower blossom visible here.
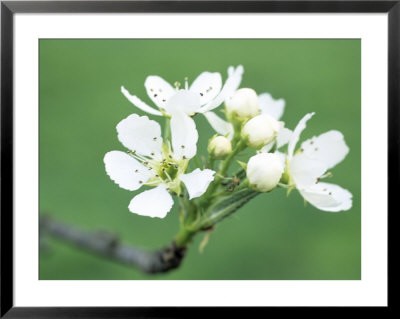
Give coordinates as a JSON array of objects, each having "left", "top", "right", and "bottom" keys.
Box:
[
  {"left": 121, "top": 65, "right": 244, "bottom": 131},
  {"left": 206, "top": 90, "right": 292, "bottom": 147},
  {"left": 281, "top": 113, "right": 352, "bottom": 212},
  {"left": 247, "top": 153, "right": 284, "bottom": 192},
  {"left": 104, "top": 114, "right": 215, "bottom": 218}
]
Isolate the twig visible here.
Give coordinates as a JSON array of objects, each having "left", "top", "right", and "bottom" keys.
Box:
[{"left": 39, "top": 215, "right": 186, "bottom": 274}]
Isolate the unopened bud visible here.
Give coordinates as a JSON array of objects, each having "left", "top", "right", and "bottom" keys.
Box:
[
  {"left": 247, "top": 153, "right": 283, "bottom": 192},
  {"left": 242, "top": 114, "right": 280, "bottom": 149},
  {"left": 226, "top": 88, "right": 259, "bottom": 121},
  {"left": 208, "top": 136, "right": 232, "bottom": 159}
]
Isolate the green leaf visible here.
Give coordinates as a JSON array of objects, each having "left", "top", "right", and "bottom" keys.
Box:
[{"left": 236, "top": 160, "right": 247, "bottom": 171}]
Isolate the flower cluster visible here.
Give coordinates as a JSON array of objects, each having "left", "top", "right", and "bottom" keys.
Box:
[{"left": 104, "top": 65, "right": 352, "bottom": 227}]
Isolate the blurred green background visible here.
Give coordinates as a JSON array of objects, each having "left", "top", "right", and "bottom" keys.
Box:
[{"left": 39, "top": 39, "right": 360, "bottom": 280}]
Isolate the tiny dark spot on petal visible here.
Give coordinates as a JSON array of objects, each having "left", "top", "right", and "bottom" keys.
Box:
[
  {"left": 329, "top": 192, "right": 332, "bottom": 195},
  {"left": 154, "top": 94, "right": 158, "bottom": 98},
  {"left": 315, "top": 147, "right": 319, "bottom": 151},
  {"left": 200, "top": 93, "right": 203, "bottom": 96}
]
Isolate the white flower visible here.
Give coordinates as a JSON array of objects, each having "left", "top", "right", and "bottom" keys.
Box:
[
  {"left": 225, "top": 88, "right": 259, "bottom": 120},
  {"left": 242, "top": 114, "right": 281, "bottom": 149},
  {"left": 104, "top": 114, "right": 215, "bottom": 218},
  {"left": 121, "top": 65, "right": 244, "bottom": 127},
  {"left": 282, "top": 113, "right": 352, "bottom": 212},
  {"left": 247, "top": 153, "right": 284, "bottom": 192},
  {"left": 257, "top": 93, "right": 292, "bottom": 152},
  {"left": 205, "top": 91, "right": 291, "bottom": 145},
  {"left": 208, "top": 136, "right": 232, "bottom": 159}
]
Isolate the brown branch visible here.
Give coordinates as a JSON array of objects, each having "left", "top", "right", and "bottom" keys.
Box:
[{"left": 39, "top": 215, "right": 186, "bottom": 274}]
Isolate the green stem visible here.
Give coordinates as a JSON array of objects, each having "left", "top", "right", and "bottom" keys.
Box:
[
  {"left": 199, "top": 139, "right": 246, "bottom": 206},
  {"left": 163, "top": 118, "right": 170, "bottom": 140},
  {"left": 193, "top": 156, "right": 201, "bottom": 169},
  {"left": 208, "top": 156, "right": 215, "bottom": 170},
  {"left": 174, "top": 227, "right": 196, "bottom": 248},
  {"left": 234, "top": 178, "right": 249, "bottom": 191}
]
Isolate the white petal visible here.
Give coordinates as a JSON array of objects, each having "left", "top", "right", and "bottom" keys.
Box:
[
  {"left": 277, "top": 127, "right": 293, "bottom": 148},
  {"left": 300, "top": 130, "right": 349, "bottom": 170},
  {"left": 128, "top": 185, "right": 174, "bottom": 218},
  {"left": 189, "top": 72, "right": 222, "bottom": 105},
  {"left": 165, "top": 90, "right": 201, "bottom": 115},
  {"left": 104, "top": 151, "right": 152, "bottom": 191},
  {"left": 258, "top": 93, "right": 285, "bottom": 120},
  {"left": 287, "top": 112, "right": 315, "bottom": 160},
  {"left": 198, "top": 65, "right": 244, "bottom": 113},
  {"left": 170, "top": 112, "right": 198, "bottom": 159},
  {"left": 290, "top": 153, "right": 327, "bottom": 189},
  {"left": 180, "top": 168, "right": 216, "bottom": 199},
  {"left": 227, "top": 66, "right": 235, "bottom": 77},
  {"left": 144, "top": 76, "right": 176, "bottom": 110},
  {"left": 222, "top": 65, "right": 244, "bottom": 101},
  {"left": 116, "top": 114, "right": 162, "bottom": 157},
  {"left": 299, "top": 182, "right": 352, "bottom": 212},
  {"left": 121, "top": 86, "right": 162, "bottom": 116},
  {"left": 260, "top": 142, "right": 274, "bottom": 153},
  {"left": 203, "top": 111, "right": 234, "bottom": 138},
  {"left": 260, "top": 125, "right": 292, "bottom": 153},
  {"left": 276, "top": 151, "right": 287, "bottom": 168}
]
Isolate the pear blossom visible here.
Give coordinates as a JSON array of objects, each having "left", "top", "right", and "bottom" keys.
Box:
[
  {"left": 247, "top": 153, "right": 284, "bottom": 192},
  {"left": 121, "top": 65, "right": 244, "bottom": 128},
  {"left": 242, "top": 113, "right": 281, "bottom": 149},
  {"left": 104, "top": 114, "right": 215, "bottom": 218},
  {"left": 205, "top": 90, "right": 292, "bottom": 146},
  {"left": 208, "top": 136, "right": 232, "bottom": 159},
  {"left": 225, "top": 88, "right": 260, "bottom": 120},
  {"left": 281, "top": 113, "right": 352, "bottom": 212}
]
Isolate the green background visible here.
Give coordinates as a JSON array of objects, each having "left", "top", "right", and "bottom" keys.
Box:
[{"left": 39, "top": 39, "right": 361, "bottom": 280}]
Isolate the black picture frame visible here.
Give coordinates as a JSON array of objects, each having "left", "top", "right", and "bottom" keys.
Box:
[{"left": 1, "top": 0, "right": 396, "bottom": 317}]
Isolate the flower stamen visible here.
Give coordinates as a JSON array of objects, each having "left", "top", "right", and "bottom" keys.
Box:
[{"left": 184, "top": 77, "right": 188, "bottom": 90}]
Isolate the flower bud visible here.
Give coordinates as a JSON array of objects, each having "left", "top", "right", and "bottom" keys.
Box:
[
  {"left": 208, "top": 136, "right": 232, "bottom": 159},
  {"left": 242, "top": 114, "right": 280, "bottom": 149},
  {"left": 247, "top": 153, "right": 283, "bottom": 192},
  {"left": 226, "top": 88, "right": 259, "bottom": 121}
]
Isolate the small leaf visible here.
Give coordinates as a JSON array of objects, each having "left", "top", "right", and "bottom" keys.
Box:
[
  {"left": 199, "top": 229, "right": 213, "bottom": 253},
  {"left": 237, "top": 160, "right": 247, "bottom": 171},
  {"left": 286, "top": 186, "right": 295, "bottom": 197}
]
